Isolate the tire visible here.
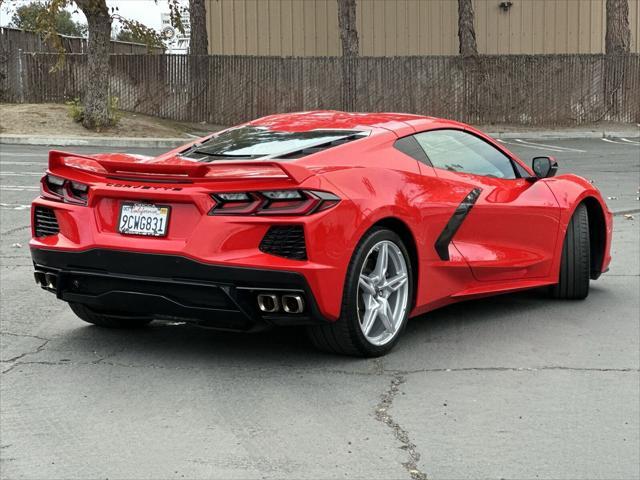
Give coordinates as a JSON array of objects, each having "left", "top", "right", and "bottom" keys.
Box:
[
  {"left": 307, "top": 228, "right": 413, "bottom": 357},
  {"left": 69, "top": 302, "right": 153, "bottom": 329},
  {"left": 550, "top": 203, "right": 590, "bottom": 299}
]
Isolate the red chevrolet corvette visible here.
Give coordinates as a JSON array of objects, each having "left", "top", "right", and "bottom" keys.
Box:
[{"left": 30, "top": 111, "right": 612, "bottom": 356}]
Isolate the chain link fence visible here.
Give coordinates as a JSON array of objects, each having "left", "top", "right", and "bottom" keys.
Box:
[{"left": 2, "top": 50, "right": 639, "bottom": 126}]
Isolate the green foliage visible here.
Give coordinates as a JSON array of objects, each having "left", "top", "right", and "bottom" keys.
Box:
[
  {"left": 10, "top": 1, "right": 86, "bottom": 37},
  {"left": 111, "top": 17, "right": 165, "bottom": 50},
  {"left": 66, "top": 96, "right": 122, "bottom": 127}
]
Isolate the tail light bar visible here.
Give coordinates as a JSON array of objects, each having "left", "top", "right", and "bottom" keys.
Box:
[
  {"left": 41, "top": 174, "right": 89, "bottom": 206},
  {"left": 209, "top": 190, "right": 340, "bottom": 216}
]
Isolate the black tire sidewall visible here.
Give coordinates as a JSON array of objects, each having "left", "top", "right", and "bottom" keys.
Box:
[{"left": 341, "top": 228, "right": 413, "bottom": 356}]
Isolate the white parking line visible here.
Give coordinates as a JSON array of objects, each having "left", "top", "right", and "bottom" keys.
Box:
[
  {"left": 0, "top": 172, "right": 44, "bottom": 176},
  {"left": 0, "top": 161, "right": 47, "bottom": 166},
  {"left": 0, "top": 152, "right": 46, "bottom": 157},
  {"left": 514, "top": 139, "right": 586, "bottom": 152},
  {"left": 0, "top": 186, "right": 40, "bottom": 191},
  {"left": 602, "top": 138, "right": 635, "bottom": 145},
  {"left": 0, "top": 203, "right": 31, "bottom": 210},
  {"left": 501, "top": 140, "right": 566, "bottom": 153}
]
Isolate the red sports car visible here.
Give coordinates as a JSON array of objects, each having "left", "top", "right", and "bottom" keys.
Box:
[{"left": 30, "top": 111, "right": 613, "bottom": 356}]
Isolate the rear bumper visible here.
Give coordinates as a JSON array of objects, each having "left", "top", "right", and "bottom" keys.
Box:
[{"left": 31, "top": 247, "right": 330, "bottom": 331}]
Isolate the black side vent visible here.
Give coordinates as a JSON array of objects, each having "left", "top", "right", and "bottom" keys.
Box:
[
  {"left": 34, "top": 206, "right": 60, "bottom": 237},
  {"left": 259, "top": 226, "right": 307, "bottom": 260}
]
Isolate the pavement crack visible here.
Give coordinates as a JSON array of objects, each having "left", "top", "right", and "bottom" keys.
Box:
[
  {"left": 375, "top": 373, "right": 428, "bottom": 480},
  {"left": 1, "top": 224, "right": 30, "bottom": 236},
  {"left": 1, "top": 337, "right": 50, "bottom": 373},
  {"left": 1, "top": 331, "right": 50, "bottom": 342}
]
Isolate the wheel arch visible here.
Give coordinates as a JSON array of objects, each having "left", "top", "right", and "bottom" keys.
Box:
[
  {"left": 369, "top": 216, "right": 420, "bottom": 309},
  {"left": 580, "top": 196, "right": 607, "bottom": 279}
]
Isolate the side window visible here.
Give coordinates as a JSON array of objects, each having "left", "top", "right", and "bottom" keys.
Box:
[{"left": 414, "top": 130, "right": 517, "bottom": 179}]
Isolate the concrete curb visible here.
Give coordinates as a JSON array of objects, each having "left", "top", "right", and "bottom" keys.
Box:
[
  {"left": 486, "top": 130, "right": 640, "bottom": 140},
  {"left": 0, "top": 134, "right": 190, "bottom": 149}
]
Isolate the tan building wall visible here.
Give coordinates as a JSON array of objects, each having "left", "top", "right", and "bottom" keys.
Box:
[{"left": 206, "top": 0, "right": 640, "bottom": 56}]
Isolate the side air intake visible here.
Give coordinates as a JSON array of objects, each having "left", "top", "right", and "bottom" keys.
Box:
[
  {"left": 34, "top": 206, "right": 60, "bottom": 237},
  {"left": 259, "top": 225, "right": 307, "bottom": 260}
]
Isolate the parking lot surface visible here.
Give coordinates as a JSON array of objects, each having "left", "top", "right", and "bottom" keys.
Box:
[{"left": 1, "top": 138, "right": 639, "bottom": 479}]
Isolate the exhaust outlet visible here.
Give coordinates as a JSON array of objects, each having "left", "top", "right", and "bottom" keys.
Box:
[
  {"left": 257, "top": 294, "right": 279, "bottom": 313},
  {"left": 282, "top": 294, "right": 305, "bottom": 314},
  {"left": 44, "top": 272, "right": 58, "bottom": 290},
  {"left": 34, "top": 271, "right": 45, "bottom": 286}
]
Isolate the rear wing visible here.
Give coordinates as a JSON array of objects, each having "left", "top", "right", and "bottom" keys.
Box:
[{"left": 48, "top": 150, "right": 315, "bottom": 184}]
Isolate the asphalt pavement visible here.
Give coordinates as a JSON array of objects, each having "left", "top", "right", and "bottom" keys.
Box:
[{"left": 0, "top": 138, "right": 639, "bottom": 479}]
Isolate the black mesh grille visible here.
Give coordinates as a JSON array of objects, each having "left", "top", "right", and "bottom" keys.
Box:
[
  {"left": 34, "top": 206, "right": 60, "bottom": 237},
  {"left": 259, "top": 226, "right": 307, "bottom": 260}
]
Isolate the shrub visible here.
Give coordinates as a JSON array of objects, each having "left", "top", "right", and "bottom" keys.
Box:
[{"left": 65, "top": 96, "right": 123, "bottom": 128}]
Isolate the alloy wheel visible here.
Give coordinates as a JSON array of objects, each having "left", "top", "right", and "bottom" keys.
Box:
[{"left": 357, "top": 240, "right": 409, "bottom": 346}]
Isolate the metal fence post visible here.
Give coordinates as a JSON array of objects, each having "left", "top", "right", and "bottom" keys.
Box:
[{"left": 16, "top": 48, "right": 24, "bottom": 103}]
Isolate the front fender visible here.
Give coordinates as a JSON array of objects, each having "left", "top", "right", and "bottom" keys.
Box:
[{"left": 543, "top": 174, "right": 613, "bottom": 275}]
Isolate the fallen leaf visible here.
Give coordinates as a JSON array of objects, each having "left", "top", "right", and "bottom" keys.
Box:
[
  {"left": 624, "top": 214, "right": 634, "bottom": 220},
  {"left": 11, "top": 243, "right": 22, "bottom": 248}
]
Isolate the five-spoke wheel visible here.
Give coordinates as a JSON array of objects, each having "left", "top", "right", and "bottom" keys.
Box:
[
  {"left": 307, "top": 227, "right": 413, "bottom": 357},
  {"left": 357, "top": 240, "right": 409, "bottom": 346}
]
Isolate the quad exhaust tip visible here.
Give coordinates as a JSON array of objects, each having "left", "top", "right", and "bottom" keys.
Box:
[
  {"left": 257, "top": 294, "right": 279, "bottom": 313},
  {"left": 257, "top": 293, "right": 305, "bottom": 314},
  {"left": 34, "top": 271, "right": 58, "bottom": 290},
  {"left": 282, "top": 294, "right": 304, "bottom": 314}
]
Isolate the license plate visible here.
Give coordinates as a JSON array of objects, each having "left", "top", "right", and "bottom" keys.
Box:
[{"left": 118, "top": 203, "right": 170, "bottom": 237}]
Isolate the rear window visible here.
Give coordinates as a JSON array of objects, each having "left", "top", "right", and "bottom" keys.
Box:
[{"left": 182, "top": 126, "right": 366, "bottom": 161}]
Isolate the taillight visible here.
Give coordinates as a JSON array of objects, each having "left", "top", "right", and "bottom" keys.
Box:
[
  {"left": 209, "top": 190, "right": 339, "bottom": 216},
  {"left": 40, "top": 174, "right": 89, "bottom": 206}
]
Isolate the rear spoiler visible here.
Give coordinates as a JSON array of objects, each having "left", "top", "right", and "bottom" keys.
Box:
[{"left": 48, "top": 150, "right": 315, "bottom": 184}]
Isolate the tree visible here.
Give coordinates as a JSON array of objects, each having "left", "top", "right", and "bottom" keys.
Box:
[
  {"left": 189, "top": 0, "right": 208, "bottom": 55},
  {"left": 11, "top": 1, "right": 86, "bottom": 37},
  {"left": 337, "top": 0, "right": 358, "bottom": 57},
  {"left": 75, "top": 0, "right": 112, "bottom": 129},
  {"left": 605, "top": 0, "right": 631, "bottom": 54},
  {"left": 457, "top": 0, "right": 478, "bottom": 57},
  {"left": 337, "top": 0, "right": 358, "bottom": 111},
  {"left": 114, "top": 27, "right": 146, "bottom": 45},
  {"left": 6, "top": 0, "right": 185, "bottom": 130}
]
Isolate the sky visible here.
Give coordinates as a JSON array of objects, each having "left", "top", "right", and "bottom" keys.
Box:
[{"left": 0, "top": 0, "right": 178, "bottom": 32}]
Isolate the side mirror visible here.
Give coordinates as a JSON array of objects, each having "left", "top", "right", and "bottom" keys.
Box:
[{"left": 532, "top": 156, "right": 558, "bottom": 179}]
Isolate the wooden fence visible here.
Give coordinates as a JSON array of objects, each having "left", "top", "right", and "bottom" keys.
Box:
[
  {"left": 3, "top": 50, "right": 639, "bottom": 126},
  {"left": 0, "top": 27, "right": 162, "bottom": 103}
]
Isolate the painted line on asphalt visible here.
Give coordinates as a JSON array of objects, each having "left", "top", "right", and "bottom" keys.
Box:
[
  {"left": 0, "top": 172, "right": 44, "bottom": 176},
  {"left": 0, "top": 152, "right": 47, "bottom": 158},
  {"left": 0, "top": 186, "right": 40, "bottom": 192},
  {"left": 602, "top": 138, "right": 637, "bottom": 145},
  {"left": 0, "top": 161, "right": 47, "bottom": 166},
  {"left": 500, "top": 140, "right": 566, "bottom": 152},
  {"left": 514, "top": 139, "right": 586, "bottom": 152},
  {"left": 0, "top": 203, "right": 31, "bottom": 210}
]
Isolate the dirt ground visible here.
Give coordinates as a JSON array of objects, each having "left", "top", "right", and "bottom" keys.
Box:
[{"left": 0, "top": 103, "right": 223, "bottom": 138}]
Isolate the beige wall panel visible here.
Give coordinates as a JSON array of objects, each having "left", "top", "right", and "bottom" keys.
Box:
[
  {"left": 206, "top": 0, "right": 639, "bottom": 56},
  {"left": 232, "top": 0, "right": 246, "bottom": 55},
  {"left": 280, "top": 0, "right": 294, "bottom": 56},
  {"left": 632, "top": 0, "right": 640, "bottom": 52}
]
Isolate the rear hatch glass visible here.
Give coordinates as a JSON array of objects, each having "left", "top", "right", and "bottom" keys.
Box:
[{"left": 181, "top": 126, "right": 367, "bottom": 162}]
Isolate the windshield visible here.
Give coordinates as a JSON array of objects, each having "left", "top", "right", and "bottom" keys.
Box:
[{"left": 182, "top": 126, "right": 366, "bottom": 161}]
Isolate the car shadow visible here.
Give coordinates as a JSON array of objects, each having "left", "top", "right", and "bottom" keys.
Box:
[{"left": 54, "top": 287, "right": 590, "bottom": 372}]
